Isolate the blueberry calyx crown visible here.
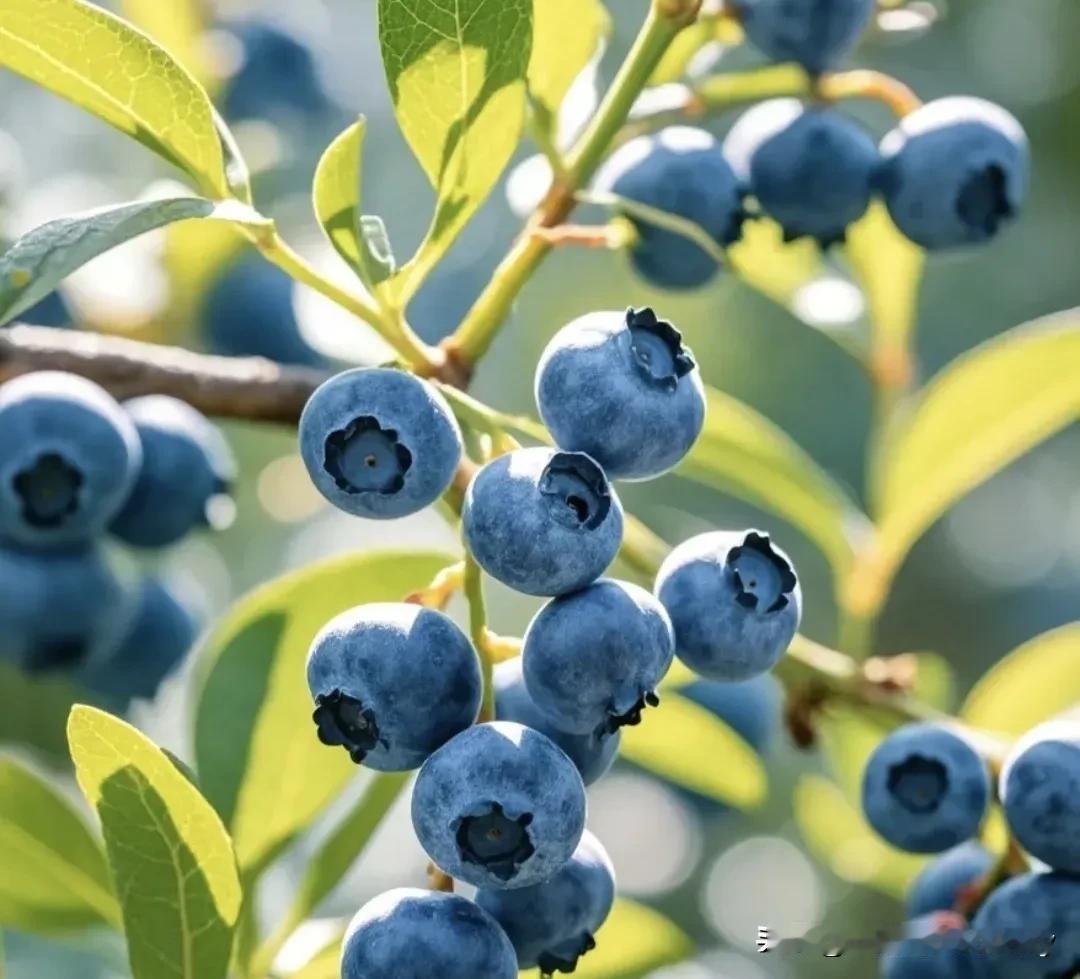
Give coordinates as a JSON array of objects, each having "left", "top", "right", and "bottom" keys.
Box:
[
  {"left": 12, "top": 451, "right": 83, "bottom": 528},
  {"left": 887, "top": 754, "right": 948, "bottom": 814},
  {"left": 537, "top": 932, "right": 598, "bottom": 976},
  {"left": 323, "top": 415, "right": 412, "bottom": 496},
  {"left": 312, "top": 689, "right": 383, "bottom": 764},
  {"left": 600, "top": 690, "right": 660, "bottom": 736},
  {"left": 539, "top": 452, "right": 611, "bottom": 530},
  {"left": 957, "top": 163, "right": 1012, "bottom": 238},
  {"left": 726, "top": 531, "right": 797, "bottom": 614},
  {"left": 455, "top": 802, "right": 536, "bottom": 882},
  {"left": 625, "top": 307, "right": 695, "bottom": 392}
]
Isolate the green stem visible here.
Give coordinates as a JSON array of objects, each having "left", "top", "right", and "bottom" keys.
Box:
[{"left": 464, "top": 551, "right": 494, "bottom": 722}]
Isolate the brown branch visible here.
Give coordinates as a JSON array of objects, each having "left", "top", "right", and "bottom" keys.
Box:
[{"left": 0, "top": 324, "right": 329, "bottom": 425}]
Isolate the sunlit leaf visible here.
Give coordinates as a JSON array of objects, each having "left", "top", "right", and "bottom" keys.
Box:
[
  {"left": 729, "top": 217, "right": 821, "bottom": 307},
  {"left": 120, "top": 0, "right": 216, "bottom": 91}
]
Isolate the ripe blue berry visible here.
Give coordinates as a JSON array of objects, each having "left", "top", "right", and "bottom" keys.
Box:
[
  {"left": 881, "top": 914, "right": 986, "bottom": 979},
  {"left": 307, "top": 603, "right": 481, "bottom": 771},
  {"left": 300, "top": 368, "right": 462, "bottom": 520},
  {"left": 523, "top": 578, "right": 674, "bottom": 736},
  {"left": 475, "top": 830, "right": 616, "bottom": 973},
  {"left": 970, "top": 872, "right": 1080, "bottom": 977},
  {"left": 202, "top": 258, "right": 323, "bottom": 367},
  {"left": 462, "top": 448, "right": 623, "bottom": 597},
  {"left": 679, "top": 675, "right": 782, "bottom": 755},
  {"left": 0, "top": 372, "right": 140, "bottom": 548},
  {"left": 654, "top": 530, "right": 800, "bottom": 681},
  {"left": 596, "top": 127, "right": 745, "bottom": 289},
  {"left": 878, "top": 97, "right": 1029, "bottom": 250},
  {"left": 21, "top": 290, "right": 74, "bottom": 328},
  {"left": 109, "top": 396, "right": 235, "bottom": 549},
  {"left": 730, "top": 0, "right": 876, "bottom": 75},
  {"left": 862, "top": 723, "right": 990, "bottom": 854},
  {"left": 907, "top": 841, "right": 994, "bottom": 918},
  {"left": 80, "top": 578, "right": 196, "bottom": 704},
  {"left": 535, "top": 307, "right": 706, "bottom": 481},
  {"left": 1000, "top": 721, "right": 1080, "bottom": 874},
  {"left": 411, "top": 721, "right": 587, "bottom": 890},
  {"left": 341, "top": 888, "right": 517, "bottom": 979},
  {"left": 723, "top": 100, "right": 879, "bottom": 246},
  {"left": 493, "top": 657, "right": 620, "bottom": 787}
]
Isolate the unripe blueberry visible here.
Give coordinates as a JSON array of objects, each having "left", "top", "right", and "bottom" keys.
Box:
[
  {"left": 0, "top": 372, "right": 141, "bottom": 548},
  {"left": 907, "top": 841, "right": 994, "bottom": 918},
  {"left": 411, "top": 721, "right": 587, "bottom": 890},
  {"left": 299, "top": 368, "right": 462, "bottom": 520},
  {"left": 878, "top": 97, "right": 1029, "bottom": 250},
  {"left": 475, "top": 830, "right": 616, "bottom": 973},
  {"left": 1000, "top": 720, "right": 1080, "bottom": 875},
  {"left": 535, "top": 307, "right": 706, "bottom": 481},
  {"left": 881, "top": 914, "right": 986, "bottom": 979},
  {"left": 862, "top": 723, "right": 991, "bottom": 854},
  {"left": 306, "top": 603, "right": 481, "bottom": 771},
  {"left": 110, "top": 396, "right": 236, "bottom": 549},
  {"left": 462, "top": 447, "right": 623, "bottom": 597},
  {"left": 341, "top": 888, "right": 517, "bottom": 979},
  {"left": 493, "top": 657, "right": 620, "bottom": 787},
  {"left": 723, "top": 100, "right": 879, "bottom": 246},
  {"left": 523, "top": 578, "right": 674, "bottom": 736},
  {"left": 596, "top": 127, "right": 745, "bottom": 290},
  {"left": 730, "top": 0, "right": 876, "bottom": 75},
  {"left": 654, "top": 530, "right": 800, "bottom": 681}
]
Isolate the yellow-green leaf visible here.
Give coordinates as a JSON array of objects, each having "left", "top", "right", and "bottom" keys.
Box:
[
  {"left": 528, "top": 0, "right": 609, "bottom": 129},
  {"left": 377, "top": 0, "right": 532, "bottom": 303},
  {"left": 620, "top": 692, "right": 766, "bottom": 809},
  {"left": 873, "top": 309, "right": 1080, "bottom": 582},
  {"left": 193, "top": 549, "right": 455, "bottom": 876},
  {"left": 962, "top": 623, "right": 1080, "bottom": 738},
  {"left": 120, "top": 0, "right": 215, "bottom": 90},
  {"left": 729, "top": 216, "right": 820, "bottom": 307},
  {"left": 0, "top": 758, "right": 119, "bottom": 935},
  {"left": 289, "top": 931, "right": 345, "bottom": 979},
  {"left": 68, "top": 706, "right": 241, "bottom": 979},
  {"left": 0, "top": 0, "right": 232, "bottom": 198},
  {"left": 680, "top": 385, "right": 869, "bottom": 580}
]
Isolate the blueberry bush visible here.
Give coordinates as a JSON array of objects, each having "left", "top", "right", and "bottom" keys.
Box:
[{"left": 0, "top": 0, "right": 1078, "bottom": 977}]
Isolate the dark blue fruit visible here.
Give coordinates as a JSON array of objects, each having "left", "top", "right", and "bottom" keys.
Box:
[{"left": 907, "top": 841, "right": 994, "bottom": 918}]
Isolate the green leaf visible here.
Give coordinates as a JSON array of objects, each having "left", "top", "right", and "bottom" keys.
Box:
[
  {"left": 620, "top": 692, "right": 766, "bottom": 809},
  {"left": 193, "top": 549, "right": 455, "bottom": 876},
  {"left": 0, "top": 197, "right": 269, "bottom": 326},
  {"left": 962, "top": 623, "right": 1080, "bottom": 738},
  {"left": 0, "top": 0, "right": 233, "bottom": 198},
  {"left": 286, "top": 927, "right": 347, "bottom": 979},
  {"left": 521, "top": 899, "right": 692, "bottom": 979},
  {"left": 119, "top": 0, "right": 215, "bottom": 89},
  {"left": 0, "top": 663, "right": 81, "bottom": 763},
  {"left": 680, "top": 385, "right": 868, "bottom": 579},
  {"left": 872, "top": 309, "right": 1080, "bottom": 581},
  {"left": 0, "top": 757, "right": 119, "bottom": 935},
  {"left": 377, "top": 0, "right": 532, "bottom": 302},
  {"left": 68, "top": 706, "right": 242, "bottom": 979},
  {"left": 729, "top": 215, "right": 821, "bottom": 307}
]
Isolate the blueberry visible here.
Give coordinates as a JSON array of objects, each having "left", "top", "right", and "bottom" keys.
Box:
[
  {"left": 307, "top": 603, "right": 481, "bottom": 771},
  {"left": 202, "top": 258, "right": 323, "bottom": 367},
  {"left": 730, "top": 0, "right": 876, "bottom": 75},
  {"left": 300, "top": 368, "right": 462, "bottom": 520},
  {"left": 523, "top": 579, "right": 674, "bottom": 736},
  {"left": 723, "top": 100, "right": 879, "bottom": 246},
  {"left": 862, "top": 723, "right": 991, "bottom": 854},
  {"left": 596, "top": 127, "right": 745, "bottom": 289},
  {"left": 462, "top": 448, "right": 623, "bottom": 597},
  {"left": 0, "top": 543, "right": 126, "bottom": 672},
  {"left": 0, "top": 372, "right": 141, "bottom": 548},
  {"left": 221, "top": 21, "right": 331, "bottom": 123},
  {"left": 475, "top": 829, "right": 616, "bottom": 973},
  {"left": 881, "top": 914, "right": 988, "bottom": 979},
  {"left": 79, "top": 578, "right": 196, "bottom": 703},
  {"left": 411, "top": 721, "right": 587, "bottom": 889},
  {"left": 1000, "top": 721, "right": 1080, "bottom": 875},
  {"left": 907, "top": 842, "right": 995, "bottom": 918},
  {"left": 679, "top": 674, "right": 782, "bottom": 755},
  {"left": 970, "top": 872, "right": 1080, "bottom": 978},
  {"left": 19, "top": 290, "right": 74, "bottom": 328},
  {"left": 535, "top": 307, "right": 706, "bottom": 481},
  {"left": 341, "top": 888, "right": 517, "bottom": 979},
  {"left": 878, "top": 97, "right": 1029, "bottom": 250},
  {"left": 654, "top": 530, "right": 800, "bottom": 681},
  {"left": 109, "top": 396, "right": 235, "bottom": 549}
]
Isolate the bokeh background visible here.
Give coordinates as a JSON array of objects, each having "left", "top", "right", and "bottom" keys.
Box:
[{"left": 1, "top": 0, "right": 1079, "bottom": 976}]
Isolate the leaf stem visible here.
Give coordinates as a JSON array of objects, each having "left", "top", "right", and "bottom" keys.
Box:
[{"left": 463, "top": 552, "right": 495, "bottom": 722}]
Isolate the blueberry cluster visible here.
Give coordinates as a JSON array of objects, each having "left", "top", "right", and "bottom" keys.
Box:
[
  {"left": 863, "top": 719, "right": 1080, "bottom": 976},
  {"left": 597, "top": 7, "right": 1029, "bottom": 290},
  {"left": 298, "top": 310, "right": 802, "bottom": 976},
  {"left": 0, "top": 372, "right": 235, "bottom": 705}
]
